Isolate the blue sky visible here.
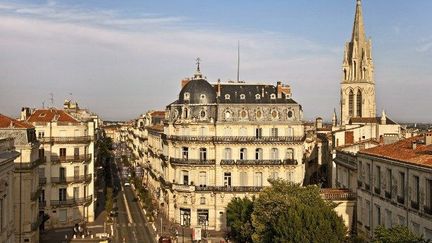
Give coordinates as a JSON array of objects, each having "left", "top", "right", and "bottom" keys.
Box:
[{"left": 0, "top": 0, "right": 431, "bottom": 122}]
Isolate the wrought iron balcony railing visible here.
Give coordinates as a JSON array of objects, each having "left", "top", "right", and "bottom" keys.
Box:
[
  {"left": 195, "top": 185, "right": 263, "bottom": 192},
  {"left": 51, "top": 154, "right": 92, "bottom": 164},
  {"left": 50, "top": 195, "right": 93, "bottom": 207},
  {"left": 51, "top": 174, "right": 92, "bottom": 184},
  {"left": 165, "top": 135, "right": 304, "bottom": 143},
  {"left": 39, "top": 136, "right": 93, "bottom": 144},
  {"left": 14, "top": 157, "right": 45, "bottom": 170},
  {"left": 169, "top": 158, "right": 216, "bottom": 165},
  {"left": 220, "top": 159, "right": 297, "bottom": 166}
]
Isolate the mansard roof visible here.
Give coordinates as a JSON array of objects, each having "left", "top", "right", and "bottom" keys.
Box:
[{"left": 215, "top": 83, "right": 298, "bottom": 104}]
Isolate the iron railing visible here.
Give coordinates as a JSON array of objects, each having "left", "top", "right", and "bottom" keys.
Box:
[
  {"left": 50, "top": 154, "right": 92, "bottom": 164},
  {"left": 169, "top": 158, "right": 216, "bottom": 165},
  {"left": 39, "top": 136, "right": 92, "bottom": 144},
  {"left": 165, "top": 135, "right": 304, "bottom": 143},
  {"left": 220, "top": 159, "right": 297, "bottom": 166},
  {"left": 51, "top": 174, "right": 92, "bottom": 184},
  {"left": 50, "top": 195, "right": 93, "bottom": 207},
  {"left": 195, "top": 186, "right": 263, "bottom": 192}
]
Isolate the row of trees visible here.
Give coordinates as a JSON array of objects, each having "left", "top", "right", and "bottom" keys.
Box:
[{"left": 226, "top": 179, "right": 429, "bottom": 243}]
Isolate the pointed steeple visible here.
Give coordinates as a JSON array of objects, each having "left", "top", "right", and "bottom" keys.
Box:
[
  {"left": 193, "top": 57, "right": 203, "bottom": 80},
  {"left": 351, "top": 0, "right": 366, "bottom": 44}
]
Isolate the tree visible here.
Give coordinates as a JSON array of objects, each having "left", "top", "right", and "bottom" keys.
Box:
[
  {"left": 105, "top": 187, "right": 113, "bottom": 221},
  {"left": 373, "top": 225, "right": 428, "bottom": 243},
  {"left": 226, "top": 197, "right": 255, "bottom": 243},
  {"left": 251, "top": 179, "right": 347, "bottom": 243}
]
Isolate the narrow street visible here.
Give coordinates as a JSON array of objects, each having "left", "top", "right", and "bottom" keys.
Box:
[{"left": 111, "top": 158, "right": 155, "bottom": 243}]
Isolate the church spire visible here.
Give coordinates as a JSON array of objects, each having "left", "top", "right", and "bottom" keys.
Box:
[{"left": 351, "top": 0, "right": 366, "bottom": 44}]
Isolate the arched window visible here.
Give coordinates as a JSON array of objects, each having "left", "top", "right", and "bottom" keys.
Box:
[
  {"left": 270, "top": 148, "right": 279, "bottom": 160},
  {"left": 353, "top": 61, "right": 357, "bottom": 79},
  {"left": 224, "top": 148, "right": 232, "bottom": 160},
  {"left": 344, "top": 68, "right": 347, "bottom": 80},
  {"left": 357, "top": 90, "right": 362, "bottom": 117},
  {"left": 286, "top": 148, "right": 294, "bottom": 160},
  {"left": 255, "top": 148, "right": 263, "bottom": 160},
  {"left": 348, "top": 90, "right": 354, "bottom": 117},
  {"left": 240, "top": 148, "right": 247, "bottom": 160}
]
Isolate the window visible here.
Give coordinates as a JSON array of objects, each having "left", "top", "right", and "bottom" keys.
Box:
[
  {"left": 254, "top": 172, "right": 263, "bottom": 187},
  {"left": 426, "top": 179, "right": 432, "bottom": 210},
  {"left": 375, "top": 165, "right": 381, "bottom": 194},
  {"left": 224, "top": 126, "right": 232, "bottom": 136},
  {"left": 286, "top": 127, "right": 294, "bottom": 137},
  {"left": 199, "top": 148, "right": 207, "bottom": 161},
  {"left": 180, "top": 208, "right": 191, "bottom": 226},
  {"left": 240, "top": 172, "right": 248, "bottom": 186},
  {"left": 59, "top": 209, "right": 67, "bottom": 222},
  {"left": 38, "top": 131, "right": 45, "bottom": 138},
  {"left": 200, "top": 197, "right": 206, "bottom": 205},
  {"left": 183, "top": 108, "right": 189, "bottom": 119},
  {"left": 240, "top": 94, "right": 245, "bottom": 100},
  {"left": 200, "top": 110, "right": 206, "bottom": 119},
  {"left": 255, "top": 148, "right": 263, "bottom": 160},
  {"left": 73, "top": 187, "right": 79, "bottom": 199},
  {"left": 182, "top": 170, "right": 189, "bottom": 185},
  {"left": 200, "top": 94, "right": 206, "bottom": 103},
  {"left": 286, "top": 149, "right": 294, "bottom": 160},
  {"left": 59, "top": 167, "right": 66, "bottom": 181},
  {"left": 287, "top": 110, "right": 293, "bottom": 118},
  {"left": 398, "top": 172, "right": 405, "bottom": 202},
  {"left": 239, "top": 148, "right": 247, "bottom": 160},
  {"left": 270, "top": 94, "right": 276, "bottom": 99},
  {"left": 255, "top": 94, "right": 260, "bottom": 100},
  {"left": 287, "top": 171, "right": 294, "bottom": 182},
  {"left": 366, "top": 200, "right": 371, "bottom": 228},
  {"left": 348, "top": 90, "right": 354, "bottom": 117},
  {"left": 197, "top": 209, "right": 209, "bottom": 226},
  {"left": 270, "top": 172, "right": 279, "bottom": 180},
  {"left": 398, "top": 215, "right": 405, "bottom": 226},
  {"left": 39, "top": 148, "right": 45, "bottom": 161},
  {"left": 375, "top": 204, "right": 381, "bottom": 227},
  {"left": 224, "top": 110, "right": 231, "bottom": 119},
  {"left": 74, "top": 166, "right": 79, "bottom": 179},
  {"left": 74, "top": 147, "right": 79, "bottom": 160},
  {"left": 224, "top": 172, "right": 232, "bottom": 186},
  {"left": 225, "top": 94, "right": 230, "bottom": 100},
  {"left": 412, "top": 221, "right": 420, "bottom": 235},
  {"left": 240, "top": 110, "right": 247, "bottom": 119},
  {"left": 239, "top": 127, "right": 247, "bottom": 136},
  {"left": 224, "top": 148, "right": 232, "bottom": 160},
  {"left": 182, "top": 147, "right": 189, "bottom": 160},
  {"left": 256, "top": 110, "right": 262, "bottom": 119},
  {"left": 59, "top": 148, "right": 66, "bottom": 158},
  {"left": 184, "top": 92, "right": 190, "bottom": 100},
  {"left": 255, "top": 128, "right": 262, "bottom": 138},
  {"left": 59, "top": 188, "right": 67, "bottom": 201},
  {"left": 357, "top": 90, "right": 362, "bottom": 117},
  {"left": 199, "top": 127, "right": 206, "bottom": 136},
  {"left": 0, "top": 199, "right": 3, "bottom": 231},
  {"left": 385, "top": 209, "right": 392, "bottom": 228},
  {"left": 412, "top": 175, "right": 419, "bottom": 205},
  {"left": 199, "top": 172, "right": 207, "bottom": 187},
  {"left": 386, "top": 168, "right": 392, "bottom": 197},
  {"left": 271, "top": 128, "right": 278, "bottom": 137},
  {"left": 270, "top": 148, "right": 279, "bottom": 160},
  {"left": 366, "top": 163, "right": 371, "bottom": 187},
  {"left": 271, "top": 110, "right": 278, "bottom": 119}
]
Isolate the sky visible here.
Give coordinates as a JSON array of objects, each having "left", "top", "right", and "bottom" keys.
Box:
[{"left": 0, "top": 0, "right": 431, "bottom": 122}]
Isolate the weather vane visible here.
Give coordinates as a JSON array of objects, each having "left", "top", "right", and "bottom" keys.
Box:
[{"left": 196, "top": 57, "right": 201, "bottom": 72}]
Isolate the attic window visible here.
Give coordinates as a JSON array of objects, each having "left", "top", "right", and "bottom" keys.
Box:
[
  {"left": 200, "top": 94, "right": 206, "bottom": 99},
  {"left": 255, "top": 94, "right": 261, "bottom": 100},
  {"left": 184, "top": 92, "right": 190, "bottom": 100},
  {"left": 39, "top": 113, "right": 46, "bottom": 117},
  {"left": 225, "top": 94, "right": 230, "bottom": 100},
  {"left": 240, "top": 94, "right": 245, "bottom": 100},
  {"left": 285, "top": 93, "right": 291, "bottom": 99},
  {"left": 270, "top": 94, "right": 276, "bottom": 99}
]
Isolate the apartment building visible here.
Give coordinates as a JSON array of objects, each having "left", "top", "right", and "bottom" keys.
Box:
[
  {"left": 0, "top": 137, "right": 20, "bottom": 243},
  {"left": 23, "top": 108, "right": 95, "bottom": 229},
  {"left": 125, "top": 64, "right": 306, "bottom": 231},
  {"left": 0, "top": 114, "right": 42, "bottom": 242},
  {"left": 356, "top": 133, "right": 432, "bottom": 239}
]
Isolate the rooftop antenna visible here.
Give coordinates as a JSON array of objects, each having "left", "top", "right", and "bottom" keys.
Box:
[
  {"left": 42, "top": 100, "right": 45, "bottom": 109},
  {"left": 236, "top": 41, "right": 240, "bottom": 83},
  {"left": 49, "top": 93, "right": 54, "bottom": 107}
]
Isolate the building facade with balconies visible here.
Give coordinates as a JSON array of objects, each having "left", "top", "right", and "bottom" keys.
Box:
[
  {"left": 140, "top": 65, "right": 306, "bottom": 231},
  {"left": 0, "top": 114, "right": 42, "bottom": 242},
  {"left": 23, "top": 108, "right": 95, "bottom": 229},
  {"left": 356, "top": 133, "right": 432, "bottom": 240}
]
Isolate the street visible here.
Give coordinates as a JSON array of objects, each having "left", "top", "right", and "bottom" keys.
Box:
[{"left": 111, "top": 158, "right": 155, "bottom": 243}]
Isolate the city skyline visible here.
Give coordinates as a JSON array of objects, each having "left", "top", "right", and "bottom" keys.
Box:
[{"left": 0, "top": 0, "right": 431, "bottom": 122}]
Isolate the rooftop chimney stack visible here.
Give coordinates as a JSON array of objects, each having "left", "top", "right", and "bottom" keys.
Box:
[
  {"left": 425, "top": 132, "right": 432, "bottom": 146},
  {"left": 412, "top": 141, "right": 417, "bottom": 150}
]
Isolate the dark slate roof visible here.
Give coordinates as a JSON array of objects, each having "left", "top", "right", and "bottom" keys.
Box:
[
  {"left": 349, "top": 117, "right": 397, "bottom": 125},
  {"left": 178, "top": 79, "right": 217, "bottom": 104},
  {"left": 215, "top": 83, "right": 298, "bottom": 104}
]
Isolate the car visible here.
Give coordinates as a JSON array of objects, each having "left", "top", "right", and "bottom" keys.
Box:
[{"left": 124, "top": 182, "right": 130, "bottom": 187}]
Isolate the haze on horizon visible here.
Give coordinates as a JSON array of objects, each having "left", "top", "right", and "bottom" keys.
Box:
[{"left": 0, "top": 0, "right": 431, "bottom": 122}]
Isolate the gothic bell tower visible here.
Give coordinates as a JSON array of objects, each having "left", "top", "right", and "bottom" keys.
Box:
[{"left": 340, "top": 0, "right": 376, "bottom": 125}]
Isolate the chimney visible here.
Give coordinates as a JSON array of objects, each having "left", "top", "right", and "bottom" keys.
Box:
[
  {"left": 412, "top": 141, "right": 417, "bottom": 150},
  {"left": 425, "top": 132, "right": 432, "bottom": 145},
  {"left": 316, "top": 117, "right": 323, "bottom": 129},
  {"left": 20, "top": 107, "right": 31, "bottom": 121},
  {"left": 276, "top": 81, "right": 282, "bottom": 99},
  {"left": 181, "top": 78, "right": 191, "bottom": 88},
  {"left": 217, "top": 79, "right": 221, "bottom": 97}
]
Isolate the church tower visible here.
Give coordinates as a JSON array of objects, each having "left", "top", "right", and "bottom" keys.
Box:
[{"left": 340, "top": 0, "right": 376, "bottom": 125}]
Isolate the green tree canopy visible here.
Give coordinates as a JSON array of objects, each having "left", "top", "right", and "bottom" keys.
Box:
[
  {"left": 373, "top": 225, "right": 428, "bottom": 243},
  {"left": 251, "top": 179, "right": 347, "bottom": 243},
  {"left": 226, "top": 197, "right": 254, "bottom": 243}
]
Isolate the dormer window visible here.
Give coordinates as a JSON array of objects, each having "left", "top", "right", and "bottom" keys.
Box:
[
  {"left": 255, "top": 94, "right": 261, "bottom": 100},
  {"left": 285, "top": 93, "right": 291, "bottom": 99},
  {"left": 225, "top": 94, "right": 230, "bottom": 100},
  {"left": 240, "top": 94, "right": 245, "bottom": 100},
  {"left": 270, "top": 94, "right": 276, "bottom": 99},
  {"left": 200, "top": 94, "right": 206, "bottom": 100},
  {"left": 184, "top": 92, "right": 190, "bottom": 101},
  {"left": 39, "top": 113, "right": 46, "bottom": 117}
]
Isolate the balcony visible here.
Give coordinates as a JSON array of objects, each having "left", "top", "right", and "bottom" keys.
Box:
[
  {"left": 51, "top": 154, "right": 92, "bottom": 164},
  {"left": 164, "top": 135, "right": 213, "bottom": 143},
  {"left": 39, "top": 177, "right": 47, "bottom": 186},
  {"left": 39, "top": 136, "right": 93, "bottom": 144},
  {"left": 50, "top": 195, "right": 93, "bottom": 207},
  {"left": 220, "top": 159, "right": 297, "bottom": 166},
  {"left": 169, "top": 158, "right": 216, "bottom": 166},
  {"left": 14, "top": 157, "right": 45, "bottom": 170},
  {"left": 411, "top": 201, "right": 419, "bottom": 210},
  {"left": 397, "top": 196, "right": 405, "bottom": 204},
  {"left": 172, "top": 184, "right": 195, "bottom": 192},
  {"left": 374, "top": 187, "right": 381, "bottom": 195},
  {"left": 51, "top": 174, "right": 92, "bottom": 184},
  {"left": 164, "top": 135, "right": 304, "bottom": 144},
  {"left": 195, "top": 186, "right": 263, "bottom": 192},
  {"left": 385, "top": 191, "right": 392, "bottom": 199}
]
